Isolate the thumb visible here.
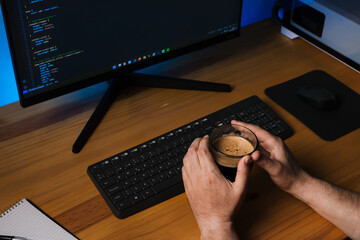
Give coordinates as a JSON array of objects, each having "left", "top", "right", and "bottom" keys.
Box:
[
  {"left": 233, "top": 155, "right": 251, "bottom": 192},
  {"left": 252, "top": 150, "right": 279, "bottom": 176}
]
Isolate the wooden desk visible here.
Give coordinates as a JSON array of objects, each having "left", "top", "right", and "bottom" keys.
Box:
[{"left": 1, "top": 20, "right": 359, "bottom": 239}]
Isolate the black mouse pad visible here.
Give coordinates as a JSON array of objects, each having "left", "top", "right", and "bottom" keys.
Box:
[{"left": 265, "top": 70, "right": 360, "bottom": 141}]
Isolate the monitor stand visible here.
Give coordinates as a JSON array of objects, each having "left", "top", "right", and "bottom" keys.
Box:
[{"left": 72, "top": 73, "right": 231, "bottom": 153}]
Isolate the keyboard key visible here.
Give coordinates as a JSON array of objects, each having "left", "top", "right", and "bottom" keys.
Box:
[
  {"left": 133, "top": 166, "right": 143, "bottom": 174},
  {"left": 129, "top": 175, "right": 141, "bottom": 184},
  {"left": 120, "top": 151, "right": 131, "bottom": 159},
  {"left": 140, "top": 143, "right": 150, "bottom": 151},
  {"left": 175, "top": 128, "right": 184, "bottom": 135},
  {"left": 139, "top": 180, "right": 151, "bottom": 189},
  {"left": 148, "top": 158, "right": 160, "bottom": 166},
  {"left": 163, "top": 142, "right": 175, "bottom": 151},
  {"left": 164, "top": 159, "right": 175, "bottom": 169},
  {"left": 172, "top": 148, "right": 183, "bottom": 156},
  {"left": 147, "top": 167, "right": 158, "bottom": 176},
  {"left": 106, "top": 184, "right": 122, "bottom": 195},
  {"left": 123, "top": 160, "right": 134, "bottom": 169},
  {"left": 215, "top": 121, "right": 224, "bottom": 127},
  {"left": 155, "top": 145, "right": 166, "bottom": 154},
  {"left": 180, "top": 144, "right": 189, "bottom": 152},
  {"left": 166, "top": 168, "right": 177, "bottom": 177},
  {"left": 157, "top": 136, "right": 166, "bottom": 143},
  {"left": 157, "top": 172, "right": 169, "bottom": 181},
  {"left": 130, "top": 194, "right": 143, "bottom": 205},
  {"left": 264, "top": 109, "right": 277, "bottom": 119},
  {"left": 183, "top": 125, "right": 193, "bottom": 132},
  {"left": 149, "top": 176, "right": 160, "bottom": 185},
  {"left": 174, "top": 164, "right": 182, "bottom": 173},
  {"left": 114, "top": 173, "right": 125, "bottom": 182},
  {"left": 95, "top": 171, "right": 106, "bottom": 181},
  {"left": 111, "top": 192, "right": 124, "bottom": 202},
  {"left": 104, "top": 168, "right": 116, "bottom": 177},
  {"left": 114, "top": 164, "right": 125, "bottom": 172},
  {"left": 147, "top": 149, "right": 158, "bottom": 158},
  {"left": 203, "top": 125, "right": 214, "bottom": 134},
  {"left": 120, "top": 179, "right": 132, "bottom": 189},
  {"left": 272, "top": 127, "right": 282, "bottom": 135},
  {"left": 152, "top": 174, "right": 182, "bottom": 193},
  {"left": 166, "top": 132, "right": 176, "bottom": 139},
  {"left": 139, "top": 171, "right": 150, "bottom": 180},
  {"left": 172, "top": 138, "right": 182, "bottom": 147},
  {"left": 130, "top": 147, "right": 140, "bottom": 155},
  {"left": 115, "top": 199, "right": 132, "bottom": 211},
  {"left": 178, "top": 137, "right": 188, "bottom": 144},
  {"left": 165, "top": 151, "right": 175, "bottom": 159},
  {"left": 228, "top": 114, "right": 238, "bottom": 121},
  {"left": 89, "top": 164, "right": 102, "bottom": 173},
  {"left": 156, "top": 163, "right": 166, "bottom": 172},
  {"left": 192, "top": 121, "right": 201, "bottom": 129},
  {"left": 173, "top": 156, "right": 183, "bottom": 165},
  {"left": 124, "top": 169, "right": 134, "bottom": 178},
  {"left": 141, "top": 189, "right": 154, "bottom": 199},
  {"left": 121, "top": 189, "right": 132, "bottom": 198},
  {"left": 199, "top": 117, "right": 209, "bottom": 124},
  {"left": 130, "top": 184, "right": 142, "bottom": 194},
  {"left": 101, "top": 177, "right": 116, "bottom": 188},
  {"left": 101, "top": 160, "right": 112, "bottom": 169},
  {"left": 276, "top": 120, "right": 290, "bottom": 130}
]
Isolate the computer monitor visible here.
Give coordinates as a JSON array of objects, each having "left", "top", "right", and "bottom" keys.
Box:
[
  {"left": 282, "top": 0, "right": 360, "bottom": 73},
  {"left": 1, "top": 0, "right": 242, "bottom": 152},
  {"left": 1, "top": 0, "right": 242, "bottom": 107}
]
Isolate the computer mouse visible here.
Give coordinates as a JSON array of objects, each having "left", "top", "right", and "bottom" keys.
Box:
[{"left": 296, "top": 86, "right": 338, "bottom": 111}]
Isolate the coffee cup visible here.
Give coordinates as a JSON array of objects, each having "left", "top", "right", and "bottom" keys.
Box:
[{"left": 209, "top": 124, "right": 258, "bottom": 180}]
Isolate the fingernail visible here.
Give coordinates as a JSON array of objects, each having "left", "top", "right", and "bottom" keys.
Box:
[
  {"left": 244, "top": 156, "right": 252, "bottom": 165},
  {"left": 204, "top": 135, "right": 209, "bottom": 138}
]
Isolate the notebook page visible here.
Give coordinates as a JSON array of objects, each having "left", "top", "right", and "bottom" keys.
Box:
[{"left": 0, "top": 199, "right": 77, "bottom": 240}]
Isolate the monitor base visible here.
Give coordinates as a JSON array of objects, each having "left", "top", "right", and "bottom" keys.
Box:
[{"left": 72, "top": 74, "right": 231, "bottom": 153}]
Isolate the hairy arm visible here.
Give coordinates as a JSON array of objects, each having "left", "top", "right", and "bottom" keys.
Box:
[
  {"left": 234, "top": 120, "right": 360, "bottom": 239},
  {"left": 182, "top": 136, "right": 252, "bottom": 240},
  {"left": 289, "top": 171, "right": 360, "bottom": 239}
]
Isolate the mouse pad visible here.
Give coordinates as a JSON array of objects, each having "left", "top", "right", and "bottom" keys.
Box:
[{"left": 265, "top": 70, "right": 360, "bottom": 141}]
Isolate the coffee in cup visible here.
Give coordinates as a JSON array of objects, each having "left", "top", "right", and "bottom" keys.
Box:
[
  {"left": 209, "top": 124, "right": 258, "bottom": 180},
  {"left": 212, "top": 135, "right": 255, "bottom": 168}
]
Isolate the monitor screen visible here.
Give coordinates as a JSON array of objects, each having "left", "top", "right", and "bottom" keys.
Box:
[
  {"left": 282, "top": 0, "right": 360, "bottom": 73},
  {"left": 1, "top": 0, "right": 242, "bottom": 107}
]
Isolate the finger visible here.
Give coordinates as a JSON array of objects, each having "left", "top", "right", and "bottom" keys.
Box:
[
  {"left": 251, "top": 150, "right": 261, "bottom": 161},
  {"left": 182, "top": 152, "right": 196, "bottom": 188},
  {"left": 182, "top": 167, "right": 194, "bottom": 199},
  {"left": 231, "top": 120, "right": 281, "bottom": 149},
  {"left": 231, "top": 120, "right": 273, "bottom": 141},
  {"left": 233, "top": 155, "right": 251, "bottom": 193},
  {"left": 252, "top": 149, "right": 280, "bottom": 176},
  {"left": 184, "top": 138, "right": 202, "bottom": 170},
  {"left": 197, "top": 135, "right": 221, "bottom": 172}
]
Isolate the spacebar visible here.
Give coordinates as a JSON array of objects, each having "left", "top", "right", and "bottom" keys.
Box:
[{"left": 152, "top": 174, "right": 183, "bottom": 193}]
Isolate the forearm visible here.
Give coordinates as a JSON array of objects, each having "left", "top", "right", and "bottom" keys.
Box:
[
  {"left": 288, "top": 171, "right": 360, "bottom": 239},
  {"left": 200, "top": 222, "right": 239, "bottom": 240}
]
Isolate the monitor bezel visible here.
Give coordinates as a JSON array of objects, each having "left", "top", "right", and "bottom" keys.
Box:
[
  {"left": 282, "top": 1, "right": 360, "bottom": 74},
  {"left": 1, "top": 0, "right": 242, "bottom": 107}
]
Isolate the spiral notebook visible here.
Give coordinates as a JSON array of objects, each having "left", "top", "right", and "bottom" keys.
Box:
[{"left": 0, "top": 199, "right": 78, "bottom": 240}]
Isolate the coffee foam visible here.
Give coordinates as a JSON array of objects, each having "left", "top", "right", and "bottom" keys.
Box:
[{"left": 211, "top": 135, "right": 254, "bottom": 168}]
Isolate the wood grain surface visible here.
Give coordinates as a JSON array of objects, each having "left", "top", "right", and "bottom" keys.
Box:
[{"left": 1, "top": 20, "right": 359, "bottom": 239}]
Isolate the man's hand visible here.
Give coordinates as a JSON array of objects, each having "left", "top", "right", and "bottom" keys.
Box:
[
  {"left": 182, "top": 135, "right": 252, "bottom": 240},
  {"left": 231, "top": 120, "right": 307, "bottom": 193},
  {"left": 232, "top": 121, "right": 360, "bottom": 239}
]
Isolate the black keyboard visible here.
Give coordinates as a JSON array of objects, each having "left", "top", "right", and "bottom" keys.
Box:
[{"left": 87, "top": 95, "right": 293, "bottom": 219}]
